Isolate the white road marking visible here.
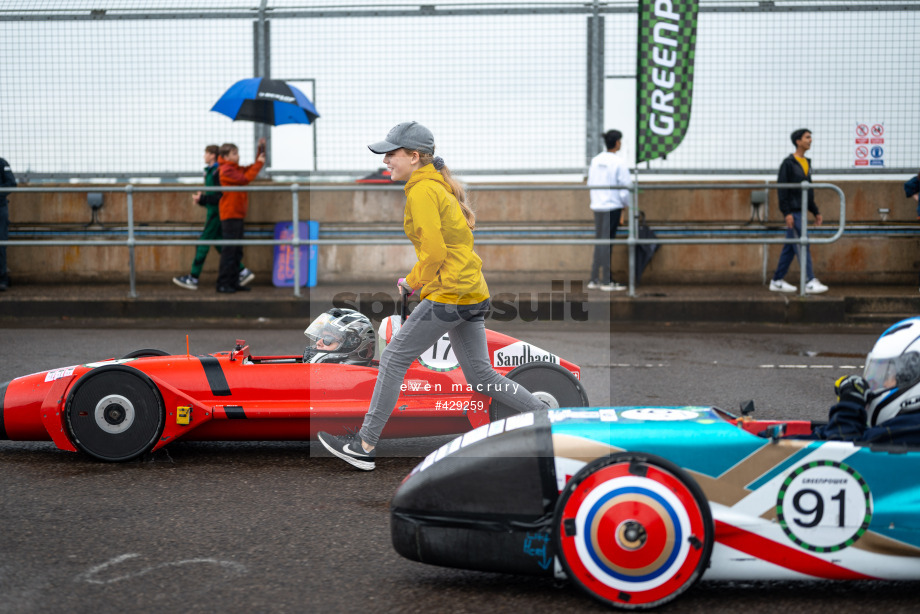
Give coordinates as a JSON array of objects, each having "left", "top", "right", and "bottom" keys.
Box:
[
  {"left": 760, "top": 364, "right": 864, "bottom": 370},
  {"left": 75, "top": 553, "right": 246, "bottom": 584}
]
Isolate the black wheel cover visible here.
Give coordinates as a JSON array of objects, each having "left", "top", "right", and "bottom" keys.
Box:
[
  {"left": 490, "top": 362, "right": 589, "bottom": 421},
  {"left": 121, "top": 349, "right": 169, "bottom": 359},
  {"left": 65, "top": 366, "right": 165, "bottom": 462}
]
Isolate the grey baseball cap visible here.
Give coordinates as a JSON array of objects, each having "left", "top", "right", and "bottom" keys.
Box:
[{"left": 368, "top": 121, "right": 435, "bottom": 154}]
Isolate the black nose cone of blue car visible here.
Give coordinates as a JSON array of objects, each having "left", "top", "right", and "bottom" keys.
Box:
[{"left": 390, "top": 410, "right": 559, "bottom": 575}]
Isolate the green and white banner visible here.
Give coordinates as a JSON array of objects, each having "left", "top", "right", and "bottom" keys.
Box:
[{"left": 636, "top": 0, "right": 699, "bottom": 163}]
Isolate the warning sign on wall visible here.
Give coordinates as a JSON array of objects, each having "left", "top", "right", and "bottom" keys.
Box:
[{"left": 854, "top": 122, "right": 885, "bottom": 167}]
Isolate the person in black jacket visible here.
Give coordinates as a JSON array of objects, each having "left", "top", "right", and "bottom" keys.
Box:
[
  {"left": 905, "top": 171, "right": 919, "bottom": 218},
  {"left": 0, "top": 156, "right": 16, "bottom": 291},
  {"left": 172, "top": 145, "right": 254, "bottom": 290},
  {"left": 905, "top": 171, "right": 920, "bottom": 291},
  {"left": 768, "top": 128, "right": 828, "bottom": 294}
]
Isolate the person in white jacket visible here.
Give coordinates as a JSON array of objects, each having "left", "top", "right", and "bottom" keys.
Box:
[{"left": 587, "top": 130, "right": 631, "bottom": 291}]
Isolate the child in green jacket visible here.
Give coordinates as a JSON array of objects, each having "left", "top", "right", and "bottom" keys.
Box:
[{"left": 173, "top": 145, "right": 253, "bottom": 290}]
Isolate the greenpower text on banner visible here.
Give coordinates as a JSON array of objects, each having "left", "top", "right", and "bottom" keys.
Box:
[{"left": 636, "top": 0, "right": 699, "bottom": 163}]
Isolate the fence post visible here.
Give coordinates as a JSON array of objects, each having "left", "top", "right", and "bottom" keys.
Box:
[
  {"left": 254, "top": 0, "right": 271, "bottom": 165},
  {"left": 627, "top": 170, "right": 638, "bottom": 297},
  {"left": 585, "top": 2, "right": 604, "bottom": 166},
  {"left": 292, "top": 183, "right": 301, "bottom": 298},
  {"left": 798, "top": 181, "right": 809, "bottom": 297},
  {"left": 126, "top": 184, "right": 136, "bottom": 299},
  {"left": 762, "top": 179, "right": 769, "bottom": 285}
]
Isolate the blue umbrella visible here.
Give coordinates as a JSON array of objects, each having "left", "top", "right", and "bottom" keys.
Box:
[{"left": 211, "top": 78, "right": 319, "bottom": 126}]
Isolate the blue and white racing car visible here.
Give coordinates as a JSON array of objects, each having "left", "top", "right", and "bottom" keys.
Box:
[{"left": 390, "top": 404, "right": 920, "bottom": 609}]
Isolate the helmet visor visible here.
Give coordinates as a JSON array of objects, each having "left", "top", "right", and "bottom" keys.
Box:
[
  {"left": 304, "top": 314, "right": 345, "bottom": 351},
  {"left": 864, "top": 356, "right": 899, "bottom": 392},
  {"left": 304, "top": 313, "right": 361, "bottom": 354},
  {"left": 864, "top": 351, "right": 920, "bottom": 392}
]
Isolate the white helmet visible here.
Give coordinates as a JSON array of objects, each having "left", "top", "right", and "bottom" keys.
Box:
[
  {"left": 303, "top": 308, "right": 375, "bottom": 366},
  {"left": 864, "top": 317, "right": 920, "bottom": 426}
]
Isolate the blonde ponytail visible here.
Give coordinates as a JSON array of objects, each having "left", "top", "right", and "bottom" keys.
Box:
[{"left": 419, "top": 152, "right": 475, "bottom": 230}]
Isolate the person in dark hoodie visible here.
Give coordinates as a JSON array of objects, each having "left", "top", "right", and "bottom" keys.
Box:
[
  {"left": 215, "top": 140, "right": 265, "bottom": 293},
  {"left": 317, "top": 122, "right": 545, "bottom": 470},
  {"left": 768, "top": 128, "right": 828, "bottom": 295},
  {"left": 173, "top": 145, "right": 254, "bottom": 290},
  {"left": 904, "top": 170, "right": 919, "bottom": 218}
]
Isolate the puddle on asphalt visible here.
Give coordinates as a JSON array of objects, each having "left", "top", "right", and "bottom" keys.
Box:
[{"left": 799, "top": 351, "right": 864, "bottom": 358}]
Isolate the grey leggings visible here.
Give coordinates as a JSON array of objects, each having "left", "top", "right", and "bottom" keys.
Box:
[{"left": 358, "top": 298, "right": 545, "bottom": 446}]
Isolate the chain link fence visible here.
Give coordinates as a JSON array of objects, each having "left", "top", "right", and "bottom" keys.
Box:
[{"left": 1, "top": 1, "right": 918, "bottom": 180}]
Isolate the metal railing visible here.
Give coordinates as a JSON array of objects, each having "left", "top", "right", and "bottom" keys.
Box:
[
  {"left": 1, "top": 181, "right": 845, "bottom": 298},
  {"left": 620, "top": 181, "right": 847, "bottom": 297}
]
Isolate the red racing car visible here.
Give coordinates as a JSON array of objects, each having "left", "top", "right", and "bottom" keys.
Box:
[{"left": 0, "top": 310, "right": 587, "bottom": 462}]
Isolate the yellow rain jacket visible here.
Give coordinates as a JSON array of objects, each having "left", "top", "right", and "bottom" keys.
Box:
[{"left": 403, "top": 164, "right": 489, "bottom": 304}]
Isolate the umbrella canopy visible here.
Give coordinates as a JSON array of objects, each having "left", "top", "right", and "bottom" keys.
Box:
[{"left": 211, "top": 78, "right": 319, "bottom": 126}]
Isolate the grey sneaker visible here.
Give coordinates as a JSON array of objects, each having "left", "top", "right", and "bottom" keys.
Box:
[
  {"left": 599, "top": 281, "right": 626, "bottom": 291},
  {"left": 318, "top": 431, "right": 376, "bottom": 470},
  {"left": 238, "top": 268, "right": 255, "bottom": 287},
  {"left": 172, "top": 274, "right": 199, "bottom": 290}
]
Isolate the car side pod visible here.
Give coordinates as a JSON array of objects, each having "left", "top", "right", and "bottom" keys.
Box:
[
  {"left": 390, "top": 410, "right": 559, "bottom": 575},
  {"left": 553, "top": 452, "right": 714, "bottom": 610}
]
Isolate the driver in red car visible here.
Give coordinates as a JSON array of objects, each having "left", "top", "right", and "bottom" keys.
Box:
[{"left": 303, "top": 308, "right": 375, "bottom": 366}]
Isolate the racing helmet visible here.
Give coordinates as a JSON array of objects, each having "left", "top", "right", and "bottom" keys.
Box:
[
  {"left": 303, "top": 308, "right": 375, "bottom": 366},
  {"left": 864, "top": 317, "right": 920, "bottom": 425}
]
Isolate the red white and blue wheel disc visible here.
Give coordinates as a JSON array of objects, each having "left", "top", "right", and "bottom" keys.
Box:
[{"left": 558, "top": 461, "right": 708, "bottom": 607}]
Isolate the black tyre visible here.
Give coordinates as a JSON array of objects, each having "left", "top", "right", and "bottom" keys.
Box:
[
  {"left": 65, "top": 366, "right": 165, "bottom": 462},
  {"left": 554, "top": 453, "right": 713, "bottom": 610},
  {"left": 490, "top": 362, "right": 589, "bottom": 421},
  {"left": 121, "top": 349, "right": 169, "bottom": 359}
]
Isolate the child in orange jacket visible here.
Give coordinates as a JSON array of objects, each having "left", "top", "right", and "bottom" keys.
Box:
[{"left": 216, "top": 140, "right": 265, "bottom": 293}]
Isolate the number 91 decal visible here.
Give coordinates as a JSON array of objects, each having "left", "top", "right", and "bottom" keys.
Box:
[{"left": 776, "top": 460, "right": 872, "bottom": 553}]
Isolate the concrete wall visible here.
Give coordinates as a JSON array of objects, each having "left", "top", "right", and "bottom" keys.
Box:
[{"left": 7, "top": 180, "right": 918, "bottom": 284}]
